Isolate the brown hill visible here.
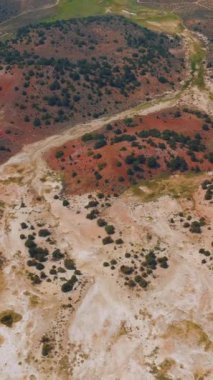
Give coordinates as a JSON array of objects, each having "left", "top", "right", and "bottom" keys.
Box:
[{"left": 0, "top": 15, "right": 186, "bottom": 164}]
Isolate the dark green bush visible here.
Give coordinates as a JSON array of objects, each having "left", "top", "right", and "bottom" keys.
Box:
[
  {"left": 38, "top": 229, "right": 51, "bottom": 237},
  {"left": 105, "top": 225, "right": 115, "bottom": 235}
]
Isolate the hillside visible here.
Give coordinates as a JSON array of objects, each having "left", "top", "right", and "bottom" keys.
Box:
[
  {"left": 46, "top": 107, "right": 213, "bottom": 195},
  {"left": 0, "top": 15, "right": 185, "bottom": 164}
]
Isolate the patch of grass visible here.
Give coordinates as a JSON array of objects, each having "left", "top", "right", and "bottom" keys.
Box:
[
  {"left": 132, "top": 172, "right": 202, "bottom": 202},
  {"left": 46, "top": 0, "right": 106, "bottom": 21}
]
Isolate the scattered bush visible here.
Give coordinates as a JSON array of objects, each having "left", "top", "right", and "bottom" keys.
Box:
[
  {"left": 64, "top": 258, "right": 76, "bottom": 270},
  {"left": 55, "top": 151, "right": 64, "bottom": 159},
  {"left": 97, "top": 218, "right": 107, "bottom": 227},
  {"left": 63, "top": 199, "right": 69, "bottom": 207},
  {"left": 120, "top": 265, "right": 134, "bottom": 275},
  {"left": 102, "top": 236, "right": 114, "bottom": 245},
  {"left": 147, "top": 156, "right": 159, "bottom": 169},
  {"left": 61, "top": 275, "right": 78, "bottom": 292},
  {"left": 52, "top": 249, "right": 64, "bottom": 261},
  {"left": 190, "top": 221, "right": 202, "bottom": 234},
  {"left": 167, "top": 156, "right": 188, "bottom": 172},
  {"left": 38, "top": 229, "right": 51, "bottom": 237}
]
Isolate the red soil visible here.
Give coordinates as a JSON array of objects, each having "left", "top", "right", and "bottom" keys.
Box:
[
  {"left": 46, "top": 108, "right": 213, "bottom": 196},
  {"left": 0, "top": 16, "right": 186, "bottom": 164}
]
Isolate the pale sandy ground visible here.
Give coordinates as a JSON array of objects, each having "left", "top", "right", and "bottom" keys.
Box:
[{"left": 0, "top": 158, "right": 212, "bottom": 379}]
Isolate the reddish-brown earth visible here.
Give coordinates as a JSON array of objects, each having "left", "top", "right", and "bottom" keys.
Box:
[
  {"left": 46, "top": 108, "right": 213, "bottom": 195},
  {"left": 0, "top": 16, "right": 186, "bottom": 164}
]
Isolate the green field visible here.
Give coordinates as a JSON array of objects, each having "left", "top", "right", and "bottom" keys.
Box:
[{"left": 45, "top": 0, "right": 181, "bottom": 34}]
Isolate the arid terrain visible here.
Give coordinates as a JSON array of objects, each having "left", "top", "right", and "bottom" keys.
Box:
[
  {"left": 0, "top": 15, "right": 186, "bottom": 164},
  {"left": 0, "top": 1, "right": 212, "bottom": 380},
  {"left": 46, "top": 107, "right": 213, "bottom": 195}
]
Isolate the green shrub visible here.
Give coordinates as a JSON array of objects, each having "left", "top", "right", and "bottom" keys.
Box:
[
  {"left": 190, "top": 221, "right": 202, "bottom": 233},
  {"left": 41, "top": 341, "right": 52, "bottom": 356},
  {"left": 124, "top": 118, "right": 135, "bottom": 127},
  {"left": 61, "top": 275, "right": 77, "bottom": 293},
  {"left": 147, "top": 156, "right": 159, "bottom": 169},
  {"left": 52, "top": 249, "right": 64, "bottom": 261},
  {"left": 115, "top": 238, "right": 124, "bottom": 245},
  {"left": 97, "top": 218, "right": 107, "bottom": 227},
  {"left": 55, "top": 150, "right": 64, "bottom": 159},
  {"left": 94, "top": 139, "right": 107, "bottom": 149},
  {"left": 63, "top": 199, "right": 69, "bottom": 207},
  {"left": 120, "top": 265, "right": 134, "bottom": 275},
  {"left": 105, "top": 225, "right": 115, "bottom": 235},
  {"left": 21, "top": 222, "right": 28, "bottom": 229},
  {"left": 64, "top": 258, "right": 76, "bottom": 270},
  {"left": 85, "top": 200, "right": 99, "bottom": 208},
  {"left": 167, "top": 156, "right": 188, "bottom": 171},
  {"left": 86, "top": 209, "right": 99, "bottom": 219},
  {"left": 158, "top": 256, "right": 169, "bottom": 268},
  {"left": 38, "top": 229, "right": 51, "bottom": 237}
]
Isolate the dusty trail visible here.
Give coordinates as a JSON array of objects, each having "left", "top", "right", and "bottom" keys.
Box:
[
  {"left": 0, "top": 16, "right": 211, "bottom": 189},
  {"left": 0, "top": 95, "right": 178, "bottom": 189}
]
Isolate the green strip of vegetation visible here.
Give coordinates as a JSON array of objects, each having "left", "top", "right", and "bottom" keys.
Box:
[
  {"left": 45, "top": 0, "right": 181, "bottom": 34},
  {"left": 190, "top": 41, "right": 206, "bottom": 89}
]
